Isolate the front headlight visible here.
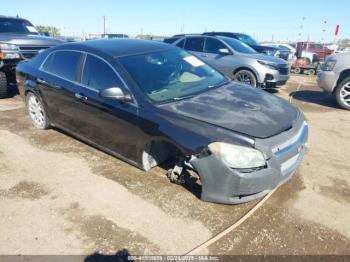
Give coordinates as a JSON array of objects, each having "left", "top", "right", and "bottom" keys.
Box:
[
  {"left": 0, "top": 42, "right": 20, "bottom": 60},
  {"left": 322, "top": 60, "right": 337, "bottom": 71},
  {"left": 258, "top": 60, "right": 278, "bottom": 70},
  {"left": 208, "top": 142, "right": 266, "bottom": 169},
  {"left": 0, "top": 43, "right": 21, "bottom": 59},
  {"left": 0, "top": 43, "right": 20, "bottom": 51}
]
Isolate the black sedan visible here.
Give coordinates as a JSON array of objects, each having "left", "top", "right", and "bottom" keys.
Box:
[{"left": 16, "top": 39, "right": 308, "bottom": 204}]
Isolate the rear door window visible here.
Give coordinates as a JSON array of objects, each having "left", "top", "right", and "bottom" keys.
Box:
[
  {"left": 184, "top": 37, "right": 204, "bottom": 52},
  {"left": 43, "top": 51, "right": 81, "bottom": 81},
  {"left": 81, "top": 54, "right": 124, "bottom": 90}
]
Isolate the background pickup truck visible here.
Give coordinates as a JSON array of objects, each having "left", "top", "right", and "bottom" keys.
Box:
[{"left": 0, "top": 15, "right": 63, "bottom": 98}]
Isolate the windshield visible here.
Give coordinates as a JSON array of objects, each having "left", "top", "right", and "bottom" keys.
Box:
[
  {"left": 0, "top": 18, "right": 39, "bottom": 35},
  {"left": 118, "top": 49, "right": 227, "bottom": 103},
  {"left": 235, "top": 34, "right": 258, "bottom": 46},
  {"left": 223, "top": 38, "right": 257, "bottom": 54}
]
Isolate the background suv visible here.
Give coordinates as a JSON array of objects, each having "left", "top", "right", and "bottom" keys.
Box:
[
  {"left": 172, "top": 35, "right": 289, "bottom": 88},
  {"left": 0, "top": 15, "right": 63, "bottom": 98},
  {"left": 317, "top": 52, "right": 350, "bottom": 110},
  {"left": 203, "top": 32, "right": 290, "bottom": 61}
]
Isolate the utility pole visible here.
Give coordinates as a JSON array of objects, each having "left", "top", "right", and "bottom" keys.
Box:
[{"left": 103, "top": 16, "right": 106, "bottom": 35}]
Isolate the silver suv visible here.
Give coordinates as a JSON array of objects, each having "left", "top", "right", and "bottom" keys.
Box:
[
  {"left": 172, "top": 35, "right": 289, "bottom": 88},
  {"left": 317, "top": 52, "right": 350, "bottom": 110}
]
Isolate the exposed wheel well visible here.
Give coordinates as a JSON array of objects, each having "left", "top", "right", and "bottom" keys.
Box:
[
  {"left": 335, "top": 69, "right": 350, "bottom": 92},
  {"left": 24, "top": 89, "right": 32, "bottom": 96},
  {"left": 142, "top": 140, "right": 186, "bottom": 171}
]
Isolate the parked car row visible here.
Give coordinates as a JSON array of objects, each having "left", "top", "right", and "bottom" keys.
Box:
[{"left": 1, "top": 14, "right": 348, "bottom": 205}]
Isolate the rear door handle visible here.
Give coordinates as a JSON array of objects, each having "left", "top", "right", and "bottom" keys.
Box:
[
  {"left": 201, "top": 54, "right": 208, "bottom": 58},
  {"left": 75, "top": 93, "right": 88, "bottom": 101},
  {"left": 37, "top": 78, "right": 61, "bottom": 89}
]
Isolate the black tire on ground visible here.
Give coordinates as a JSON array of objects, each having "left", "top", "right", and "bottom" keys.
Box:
[
  {"left": 335, "top": 76, "right": 350, "bottom": 110},
  {"left": 293, "top": 67, "right": 301, "bottom": 74},
  {"left": 307, "top": 69, "right": 316, "bottom": 75},
  {"left": 0, "top": 71, "right": 8, "bottom": 99},
  {"left": 25, "top": 92, "right": 51, "bottom": 129},
  {"left": 234, "top": 69, "right": 257, "bottom": 87}
]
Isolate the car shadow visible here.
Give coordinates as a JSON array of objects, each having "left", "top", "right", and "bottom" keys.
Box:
[
  {"left": 85, "top": 249, "right": 132, "bottom": 262},
  {"left": 290, "top": 90, "right": 340, "bottom": 109},
  {"left": 52, "top": 128, "right": 203, "bottom": 201}
]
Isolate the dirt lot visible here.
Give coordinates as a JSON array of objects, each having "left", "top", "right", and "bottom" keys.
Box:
[{"left": 0, "top": 75, "right": 349, "bottom": 257}]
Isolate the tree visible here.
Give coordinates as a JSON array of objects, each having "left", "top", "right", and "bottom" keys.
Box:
[
  {"left": 337, "top": 38, "right": 350, "bottom": 47},
  {"left": 36, "top": 25, "right": 61, "bottom": 37}
]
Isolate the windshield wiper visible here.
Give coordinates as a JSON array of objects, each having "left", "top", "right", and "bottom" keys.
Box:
[
  {"left": 151, "top": 88, "right": 168, "bottom": 94},
  {"left": 172, "top": 95, "right": 194, "bottom": 101},
  {"left": 208, "top": 80, "right": 230, "bottom": 89}
]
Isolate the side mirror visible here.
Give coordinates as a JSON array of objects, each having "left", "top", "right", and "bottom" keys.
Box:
[
  {"left": 100, "top": 87, "right": 132, "bottom": 102},
  {"left": 218, "top": 48, "right": 231, "bottom": 55}
]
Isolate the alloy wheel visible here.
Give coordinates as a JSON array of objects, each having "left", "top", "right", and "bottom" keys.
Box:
[
  {"left": 340, "top": 82, "right": 350, "bottom": 107},
  {"left": 27, "top": 93, "right": 47, "bottom": 129},
  {"left": 236, "top": 72, "right": 253, "bottom": 85}
]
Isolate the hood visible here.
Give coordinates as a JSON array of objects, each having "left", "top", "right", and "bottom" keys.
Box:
[
  {"left": 0, "top": 33, "right": 64, "bottom": 46},
  {"left": 251, "top": 44, "right": 289, "bottom": 55},
  {"left": 160, "top": 83, "right": 299, "bottom": 138},
  {"left": 250, "top": 44, "right": 279, "bottom": 52},
  {"left": 240, "top": 52, "right": 288, "bottom": 64}
]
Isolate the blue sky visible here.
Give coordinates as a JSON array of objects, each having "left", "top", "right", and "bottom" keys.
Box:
[{"left": 2, "top": 0, "right": 349, "bottom": 42}]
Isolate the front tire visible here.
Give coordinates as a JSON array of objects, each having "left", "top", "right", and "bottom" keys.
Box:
[
  {"left": 25, "top": 92, "right": 50, "bottom": 129},
  {"left": 234, "top": 70, "right": 257, "bottom": 87},
  {"left": 335, "top": 77, "right": 350, "bottom": 110},
  {"left": 0, "top": 71, "right": 8, "bottom": 99}
]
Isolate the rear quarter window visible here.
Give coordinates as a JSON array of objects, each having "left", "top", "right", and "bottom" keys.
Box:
[{"left": 42, "top": 50, "right": 82, "bottom": 81}]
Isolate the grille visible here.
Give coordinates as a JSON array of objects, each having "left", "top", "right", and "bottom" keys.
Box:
[
  {"left": 278, "top": 67, "right": 289, "bottom": 75},
  {"left": 18, "top": 45, "right": 51, "bottom": 59},
  {"left": 272, "top": 121, "right": 308, "bottom": 156}
]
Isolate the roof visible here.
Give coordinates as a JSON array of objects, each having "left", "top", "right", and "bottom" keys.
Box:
[
  {"left": 204, "top": 32, "right": 248, "bottom": 36},
  {"left": 58, "top": 39, "right": 174, "bottom": 58},
  {"left": 0, "top": 15, "right": 26, "bottom": 20}
]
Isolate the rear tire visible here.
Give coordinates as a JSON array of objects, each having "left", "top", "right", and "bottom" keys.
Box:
[
  {"left": 25, "top": 92, "right": 50, "bottom": 129},
  {"left": 0, "top": 71, "right": 8, "bottom": 99},
  {"left": 234, "top": 70, "right": 257, "bottom": 87},
  {"left": 335, "top": 77, "right": 350, "bottom": 110}
]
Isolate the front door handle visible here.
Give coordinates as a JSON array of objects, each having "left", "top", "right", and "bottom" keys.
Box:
[
  {"left": 75, "top": 93, "right": 88, "bottom": 101},
  {"left": 37, "top": 78, "right": 47, "bottom": 85},
  {"left": 201, "top": 54, "right": 208, "bottom": 58}
]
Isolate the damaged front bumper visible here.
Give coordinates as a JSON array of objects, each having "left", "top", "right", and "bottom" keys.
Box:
[{"left": 190, "top": 115, "right": 308, "bottom": 204}]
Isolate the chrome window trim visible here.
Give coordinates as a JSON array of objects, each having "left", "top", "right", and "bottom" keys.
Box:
[{"left": 39, "top": 49, "right": 138, "bottom": 106}]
